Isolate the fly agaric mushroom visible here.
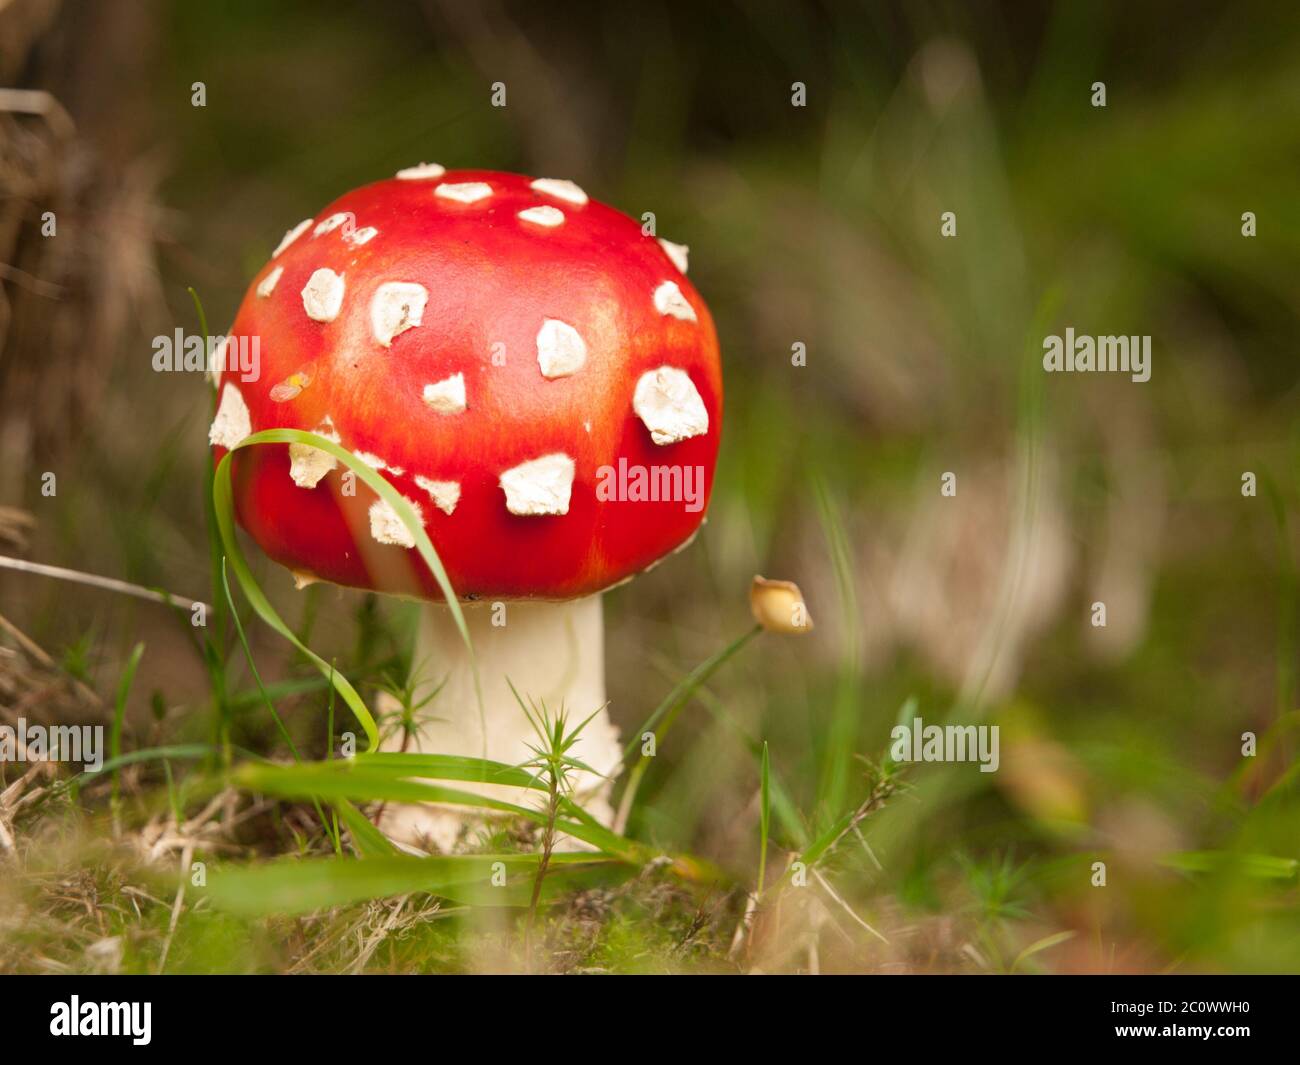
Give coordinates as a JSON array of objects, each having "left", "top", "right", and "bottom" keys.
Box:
[{"left": 210, "top": 167, "right": 721, "bottom": 849}]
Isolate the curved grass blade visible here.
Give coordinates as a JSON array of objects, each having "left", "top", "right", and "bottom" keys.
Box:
[
  {"left": 221, "top": 558, "right": 301, "bottom": 760},
  {"left": 220, "top": 555, "right": 344, "bottom": 842},
  {"left": 351, "top": 752, "right": 544, "bottom": 790},
  {"left": 758, "top": 740, "right": 771, "bottom": 896},
  {"left": 1011, "top": 930, "right": 1077, "bottom": 974},
  {"left": 213, "top": 428, "right": 487, "bottom": 752},
  {"left": 110, "top": 642, "right": 145, "bottom": 806},
  {"left": 1160, "top": 851, "right": 1299, "bottom": 881},
  {"left": 206, "top": 852, "right": 628, "bottom": 915},
  {"left": 613, "top": 624, "right": 761, "bottom": 832},
  {"left": 233, "top": 762, "right": 541, "bottom": 816},
  {"left": 811, "top": 475, "right": 862, "bottom": 817},
  {"left": 230, "top": 760, "right": 649, "bottom": 860},
  {"left": 76, "top": 743, "right": 233, "bottom": 785},
  {"left": 190, "top": 288, "right": 234, "bottom": 760},
  {"left": 333, "top": 798, "right": 398, "bottom": 857},
  {"left": 619, "top": 625, "right": 761, "bottom": 767}
]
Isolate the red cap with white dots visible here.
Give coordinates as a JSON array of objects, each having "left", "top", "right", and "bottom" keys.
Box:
[{"left": 210, "top": 167, "right": 722, "bottom": 601}]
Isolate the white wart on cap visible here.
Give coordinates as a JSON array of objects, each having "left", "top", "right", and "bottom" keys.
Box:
[
  {"left": 396, "top": 162, "right": 446, "bottom": 180},
  {"left": 658, "top": 239, "right": 690, "bottom": 274},
  {"left": 422, "top": 373, "right": 467, "bottom": 414},
  {"left": 435, "top": 182, "right": 492, "bottom": 204},
  {"left": 371, "top": 282, "right": 427, "bottom": 347},
  {"left": 289, "top": 417, "right": 341, "bottom": 489},
  {"left": 302, "top": 269, "right": 345, "bottom": 322},
  {"left": 499, "top": 453, "right": 576, "bottom": 516},
  {"left": 415, "top": 476, "right": 461, "bottom": 515},
  {"left": 653, "top": 280, "right": 697, "bottom": 321},
  {"left": 633, "top": 367, "right": 708, "bottom": 445},
  {"left": 314, "top": 213, "right": 351, "bottom": 237},
  {"left": 257, "top": 266, "right": 283, "bottom": 298},
  {"left": 273, "top": 219, "right": 312, "bottom": 258},
  {"left": 536, "top": 319, "right": 587, "bottom": 378},
  {"left": 209, "top": 383, "right": 252, "bottom": 449},
  {"left": 529, "top": 178, "right": 588, "bottom": 205},
  {"left": 518, "top": 205, "right": 565, "bottom": 228},
  {"left": 369, "top": 497, "right": 422, "bottom": 547}
]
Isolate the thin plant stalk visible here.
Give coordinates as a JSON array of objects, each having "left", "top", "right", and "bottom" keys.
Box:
[
  {"left": 109, "top": 642, "right": 146, "bottom": 818},
  {"left": 613, "top": 624, "right": 761, "bottom": 833}
]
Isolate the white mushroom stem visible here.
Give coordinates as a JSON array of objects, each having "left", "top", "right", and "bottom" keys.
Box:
[{"left": 376, "top": 594, "right": 623, "bottom": 853}]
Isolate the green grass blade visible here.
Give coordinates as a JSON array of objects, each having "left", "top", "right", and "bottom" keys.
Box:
[
  {"left": 230, "top": 759, "right": 650, "bottom": 859},
  {"left": 110, "top": 642, "right": 145, "bottom": 807},
  {"left": 80, "top": 743, "right": 230, "bottom": 784},
  {"left": 799, "top": 806, "right": 859, "bottom": 868},
  {"left": 333, "top": 799, "right": 398, "bottom": 857},
  {"left": 232, "top": 761, "right": 541, "bottom": 816},
  {"left": 227, "top": 675, "right": 329, "bottom": 710},
  {"left": 758, "top": 740, "right": 771, "bottom": 896},
  {"left": 555, "top": 796, "right": 646, "bottom": 861},
  {"left": 220, "top": 558, "right": 302, "bottom": 760},
  {"left": 221, "top": 556, "right": 341, "bottom": 842},
  {"left": 212, "top": 427, "right": 486, "bottom": 752},
  {"left": 213, "top": 439, "right": 377, "bottom": 749},
  {"left": 1160, "top": 851, "right": 1299, "bottom": 880},
  {"left": 613, "top": 625, "right": 762, "bottom": 830},
  {"left": 619, "top": 625, "right": 761, "bottom": 766},
  {"left": 1011, "top": 930, "right": 1077, "bottom": 974},
  {"left": 350, "top": 752, "right": 544, "bottom": 789},
  {"left": 326, "top": 660, "right": 341, "bottom": 854},
  {"left": 811, "top": 475, "right": 861, "bottom": 818},
  {"left": 206, "top": 853, "right": 628, "bottom": 914},
  {"left": 190, "top": 287, "right": 234, "bottom": 765},
  {"left": 689, "top": 684, "right": 808, "bottom": 847}
]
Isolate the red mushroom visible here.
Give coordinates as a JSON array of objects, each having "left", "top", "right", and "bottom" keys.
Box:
[{"left": 210, "top": 167, "right": 722, "bottom": 849}]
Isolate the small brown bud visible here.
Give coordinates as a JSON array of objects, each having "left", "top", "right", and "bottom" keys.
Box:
[{"left": 750, "top": 575, "right": 813, "bottom": 634}]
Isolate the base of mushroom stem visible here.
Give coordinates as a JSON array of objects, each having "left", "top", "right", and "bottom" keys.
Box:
[{"left": 374, "top": 593, "right": 622, "bottom": 854}]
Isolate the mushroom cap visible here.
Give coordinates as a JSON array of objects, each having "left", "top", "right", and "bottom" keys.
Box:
[{"left": 211, "top": 169, "right": 722, "bottom": 602}]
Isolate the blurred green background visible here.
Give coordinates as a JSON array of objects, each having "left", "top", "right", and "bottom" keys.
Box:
[{"left": 1, "top": 0, "right": 1299, "bottom": 973}]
